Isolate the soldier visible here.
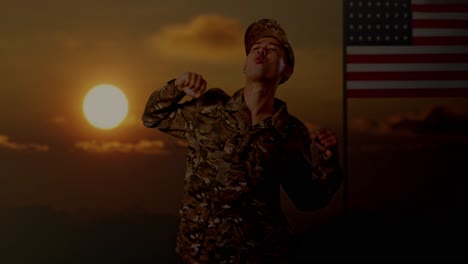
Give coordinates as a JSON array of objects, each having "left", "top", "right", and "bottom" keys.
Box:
[{"left": 142, "top": 18, "right": 343, "bottom": 263}]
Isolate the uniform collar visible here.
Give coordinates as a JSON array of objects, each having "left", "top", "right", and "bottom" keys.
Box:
[{"left": 225, "top": 88, "right": 291, "bottom": 139}]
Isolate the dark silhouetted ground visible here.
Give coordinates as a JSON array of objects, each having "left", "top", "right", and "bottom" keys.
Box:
[{"left": 1, "top": 206, "right": 468, "bottom": 263}]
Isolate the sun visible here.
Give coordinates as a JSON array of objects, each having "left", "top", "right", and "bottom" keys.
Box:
[{"left": 83, "top": 84, "right": 129, "bottom": 130}]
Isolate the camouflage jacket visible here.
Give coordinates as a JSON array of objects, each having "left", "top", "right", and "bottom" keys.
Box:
[{"left": 142, "top": 80, "right": 343, "bottom": 263}]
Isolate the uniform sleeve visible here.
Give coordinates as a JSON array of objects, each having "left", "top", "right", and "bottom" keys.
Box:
[
  {"left": 142, "top": 79, "right": 197, "bottom": 139},
  {"left": 280, "top": 126, "right": 343, "bottom": 211}
]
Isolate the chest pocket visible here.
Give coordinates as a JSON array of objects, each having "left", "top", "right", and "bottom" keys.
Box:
[
  {"left": 224, "top": 127, "right": 282, "bottom": 189},
  {"left": 186, "top": 112, "right": 224, "bottom": 173},
  {"left": 192, "top": 139, "right": 226, "bottom": 179},
  {"left": 193, "top": 104, "right": 223, "bottom": 138}
]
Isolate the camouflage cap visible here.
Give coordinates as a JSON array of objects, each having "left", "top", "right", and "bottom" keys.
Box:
[{"left": 244, "top": 18, "right": 295, "bottom": 84}]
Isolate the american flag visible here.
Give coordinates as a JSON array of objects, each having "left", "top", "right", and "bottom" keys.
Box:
[{"left": 345, "top": 0, "right": 468, "bottom": 97}]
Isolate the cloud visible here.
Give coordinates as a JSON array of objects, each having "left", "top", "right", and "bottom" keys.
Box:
[
  {"left": 351, "top": 118, "right": 388, "bottom": 134},
  {"left": 74, "top": 139, "right": 187, "bottom": 154},
  {"left": 149, "top": 14, "right": 244, "bottom": 62},
  {"left": 0, "top": 134, "right": 49, "bottom": 152},
  {"left": 351, "top": 105, "right": 468, "bottom": 135}
]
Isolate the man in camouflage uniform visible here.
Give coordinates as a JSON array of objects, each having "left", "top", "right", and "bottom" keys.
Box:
[{"left": 142, "top": 18, "right": 343, "bottom": 263}]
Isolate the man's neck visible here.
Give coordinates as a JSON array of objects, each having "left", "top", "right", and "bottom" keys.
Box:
[{"left": 243, "top": 81, "right": 277, "bottom": 126}]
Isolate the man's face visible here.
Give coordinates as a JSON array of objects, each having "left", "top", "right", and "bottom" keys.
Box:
[{"left": 244, "top": 37, "right": 290, "bottom": 85}]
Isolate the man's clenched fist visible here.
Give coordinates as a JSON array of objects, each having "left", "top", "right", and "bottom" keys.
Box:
[
  {"left": 175, "top": 72, "right": 207, "bottom": 99},
  {"left": 311, "top": 128, "right": 338, "bottom": 160}
]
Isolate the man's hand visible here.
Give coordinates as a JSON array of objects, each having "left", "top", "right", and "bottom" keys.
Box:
[
  {"left": 174, "top": 72, "right": 207, "bottom": 99},
  {"left": 310, "top": 128, "right": 338, "bottom": 160}
]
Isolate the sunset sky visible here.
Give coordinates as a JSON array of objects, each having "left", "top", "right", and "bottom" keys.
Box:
[{"left": 1, "top": 0, "right": 467, "bottom": 234}]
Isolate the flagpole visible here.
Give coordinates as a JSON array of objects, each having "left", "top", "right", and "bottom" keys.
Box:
[{"left": 342, "top": 0, "right": 349, "bottom": 219}]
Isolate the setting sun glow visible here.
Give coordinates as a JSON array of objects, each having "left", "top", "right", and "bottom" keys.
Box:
[{"left": 83, "top": 84, "right": 129, "bottom": 130}]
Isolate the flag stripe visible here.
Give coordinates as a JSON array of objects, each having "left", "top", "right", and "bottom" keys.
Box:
[
  {"left": 347, "top": 54, "right": 468, "bottom": 63},
  {"left": 347, "top": 63, "right": 468, "bottom": 72},
  {"left": 412, "top": 4, "right": 468, "bottom": 12},
  {"left": 347, "top": 72, "right": 468, "bottom": 80},
  {"left": 412, "top": 36, "right": 468, "bottom": 45},
  {"left": 413, "top": 19, "right": 468, "bottom": 28},
  {"left": 413, "top": 29, "right": 468, "bottom": 36},
  {"left": 347, "top": 88, "right": 468, "bottom": 98},
  {"left": 413, "top": 12, "right": 468, "bottom": 20},
  {"left": 348, "top": 80, "right": 468, "bottom": 89},
  {"left": 412, "top": 0, "right": 468, "bottom": 4},
  {"left": 347, "top": 46, "right": 468, "bottom": 54}
]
